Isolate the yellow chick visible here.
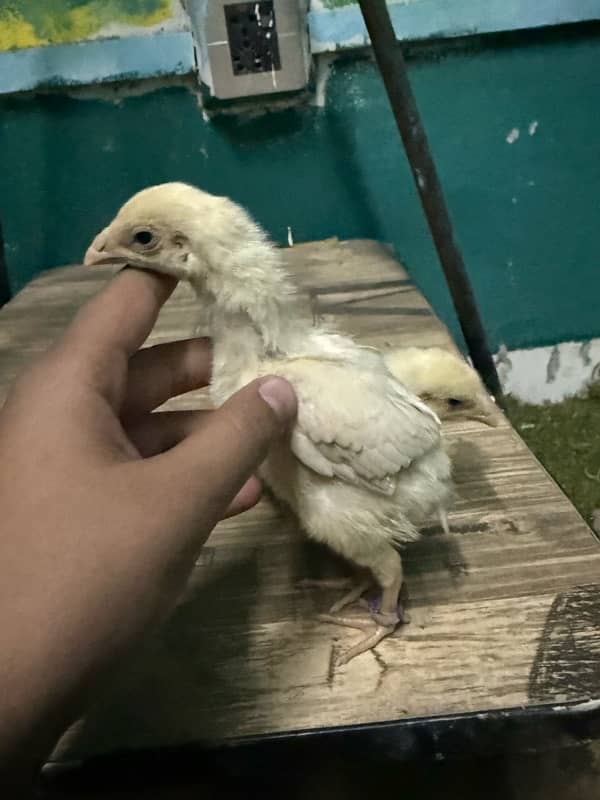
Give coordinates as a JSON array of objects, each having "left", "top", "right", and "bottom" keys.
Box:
[{"left": 85, "top": 183, "right": 453, "bottom": 664}]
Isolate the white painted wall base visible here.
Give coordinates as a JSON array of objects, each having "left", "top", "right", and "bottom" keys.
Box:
[{"left": 494, "top": 338, "right": 600, "bottom": 404}]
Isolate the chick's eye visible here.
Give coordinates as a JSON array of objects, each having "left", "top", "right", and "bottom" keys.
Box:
[
  {"left": 134, "top": 230, "right": 154, "bottom": 246},
  {"left": 448, "top": 398, "right": 463, "bottom": 407}
]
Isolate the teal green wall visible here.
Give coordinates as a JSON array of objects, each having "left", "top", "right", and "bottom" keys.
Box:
[{"left": 1, "top": 28, "right": 600, "bottom": 350}]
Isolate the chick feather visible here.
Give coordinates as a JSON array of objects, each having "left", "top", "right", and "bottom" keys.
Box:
[{"left": 85, "top": 182, "right": 453, "bottom": 663}]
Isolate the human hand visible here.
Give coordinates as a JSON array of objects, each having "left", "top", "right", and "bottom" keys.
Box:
[{"left": 0, "top": 268, "right": 296, "bottom": 778}]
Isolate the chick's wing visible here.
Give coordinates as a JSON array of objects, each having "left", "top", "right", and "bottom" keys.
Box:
[{"left": 272, "top": 358, "right": 441, "bottom": 496}]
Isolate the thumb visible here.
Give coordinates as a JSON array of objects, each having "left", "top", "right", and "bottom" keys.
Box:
[{"left": 151, "top": 375, "right": 297, "bottom": 524}]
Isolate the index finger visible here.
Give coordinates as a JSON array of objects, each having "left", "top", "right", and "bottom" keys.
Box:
[{"left": 62, "top": 268, "right": 177, "bottom": 365}]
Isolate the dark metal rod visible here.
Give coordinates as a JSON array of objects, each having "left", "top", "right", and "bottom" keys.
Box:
[{"left": 357, "top": 0, "right": 503, "bottom": 403}]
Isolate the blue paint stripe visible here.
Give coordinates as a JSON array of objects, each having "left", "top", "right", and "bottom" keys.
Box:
[
  {"left": 0, "top": 31, "right": 195, "bottom": 95},
  {"left": 309, "top": 0, "right": 600, "bottom": 52}
]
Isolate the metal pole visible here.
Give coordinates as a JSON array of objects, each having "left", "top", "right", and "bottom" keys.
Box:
[{"left": 357, "top": 0, "right": 503, "bottom": 402}]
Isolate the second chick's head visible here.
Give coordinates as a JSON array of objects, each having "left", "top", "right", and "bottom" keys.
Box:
[{"left": 384, "top": 346, "right": 499, "bottom": 427}]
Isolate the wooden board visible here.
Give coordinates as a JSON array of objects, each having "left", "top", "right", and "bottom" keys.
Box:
[{"left": 1, "top": 239, "right": 599, "bottom": 765}]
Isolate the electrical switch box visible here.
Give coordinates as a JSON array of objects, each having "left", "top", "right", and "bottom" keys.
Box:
[{"left": 189, "top": 0, "right": 310, "bottom": 100}]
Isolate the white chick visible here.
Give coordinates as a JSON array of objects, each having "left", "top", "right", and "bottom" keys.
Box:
[
  {"left": 85, "top": 182, "right": 453, "bottom": 664},
  {"left": 383, "top": 346, "right": 498, "bottom": 427}
]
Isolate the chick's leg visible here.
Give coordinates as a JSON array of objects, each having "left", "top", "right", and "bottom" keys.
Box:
[
  {"left": 371, "top": 561, "right": 404, "bottom": 627},
  {"left": 327, "top": 549, "right": 406, "bottom": 665},
  {"left": 298, "top": 565, "right": 373, "bottom": 609},
  {"left": 315, "top": 576, "right": 373, "bottom": 628},
  {"left": 329, "top": 576, "right": 373, "bottom": 613}
]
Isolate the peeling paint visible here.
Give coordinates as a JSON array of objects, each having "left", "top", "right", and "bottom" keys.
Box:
[
  {"left": 498, "top": 338, "right": 600, "bottom": 404},
  {"left": 495, "top": 345, "right": 513, "bottom": 388},
  {"left": 546, "top": 345, "right": 561, "bottom": 383},
  {"left": 528, "top": 119, "right": 539, "bottom": 135},
  {"left": 347, "top": 78, "right": 368, "bottom": 109},
  {"left": 312, "top": 53, "right": 337, "bottom": 107},
  {"left": 580, "top": 341, "right": 592, "bottom": 366},
  {"left": 506, "top": 127, "right": 520, "bottom": 144},
  {"left": 64, "top": 72, "right": 196, "bottom": 102}
]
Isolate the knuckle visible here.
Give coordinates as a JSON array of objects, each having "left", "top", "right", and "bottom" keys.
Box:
[{"left": 154, "top": 338, "right": 210, "bottom": 397}]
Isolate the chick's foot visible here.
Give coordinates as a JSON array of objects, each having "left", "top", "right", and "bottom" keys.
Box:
[
  {"left": 336, "top": 623, "right": 397, "bottom": 666},
  {"left": 317, "top": 609, "right": 400, "bottom": 665},
  {"left": 319, "top": 573, "right": 409, "bottom": 664}
]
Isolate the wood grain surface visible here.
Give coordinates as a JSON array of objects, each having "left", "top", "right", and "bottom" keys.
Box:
[{"left": 1, "top": 238, "right": 599, "bottom": 764}]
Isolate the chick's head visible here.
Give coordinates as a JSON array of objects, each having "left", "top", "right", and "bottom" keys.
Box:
[
  {"left": 84, "top": 182, "right": 265, "bottom": 287},
  {"left": 384, "top": 346, "right": 498, "bottom": 426}
]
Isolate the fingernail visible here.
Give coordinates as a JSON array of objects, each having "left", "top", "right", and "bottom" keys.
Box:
[{"left": 258, "top": 376, "right": 297, "bottom": 424}]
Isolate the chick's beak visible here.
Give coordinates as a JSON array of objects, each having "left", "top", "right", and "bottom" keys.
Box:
[
  {"left": 466, "top": 397, "right": 501, "bottom": 427},
  {"left": 469, "top": 412, "right": 500, "bottom": 428},
  {"left": 84, "top": 228, "right": 126, "bottom": 267}
]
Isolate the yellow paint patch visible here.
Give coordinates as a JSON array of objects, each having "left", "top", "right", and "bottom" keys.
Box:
[
  {"left": 0, "top": 1, "right": 174, "bottom": 51},
  {"left": 0, "top": 11, "right": 48, "bottom": 49},
  {"left": 67, "top": 2, "right": 175, "bottom": 41}
]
